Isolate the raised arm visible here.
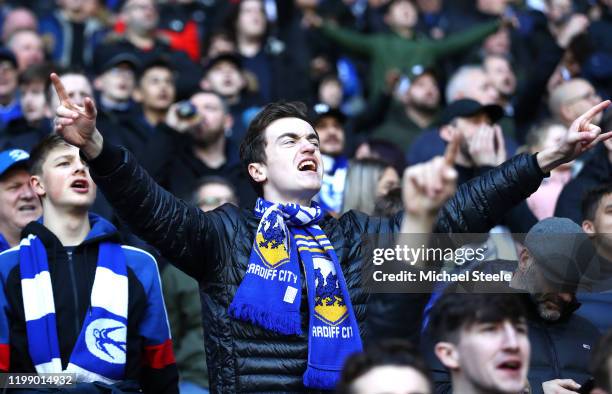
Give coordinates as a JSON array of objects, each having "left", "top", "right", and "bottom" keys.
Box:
[
  {"left": 349, "top": 100, "right": 612, "bottom": 236},
  {"left": 51, "top": 74, "right": 224, "bottom": 281},
  {"left": 428, "top": 20, "right": 500, "bottom": 59},
  {"left": 435, "top": 100, "right": 612, "bottom": 233}
]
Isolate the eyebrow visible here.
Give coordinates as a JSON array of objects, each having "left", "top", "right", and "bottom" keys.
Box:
[
  {"left": 53, "top": 154, "right": 74, "bottom": 162},
  {"left": 276, "top": 132, "right": 320, "bottom": 143}
]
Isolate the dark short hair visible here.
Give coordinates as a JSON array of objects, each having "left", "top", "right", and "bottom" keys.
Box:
[
  {"left": 582, "top": 184, "right": 612, "bottom": 222},
  {"left": 336, "top": 340, "right": 432, "bottom": 394},
  {"left": 239, "top": 101, "right": 311, "bottom": 196},
  {"left": 429, "top": 292, "right": 526, "bottom": 344},
  {"left": 19, "top": 63, "right": 53, "bottom": 87},
  {"left": 591, "top": 330, "right": 612, "bottom": 392},
  {"left": 29, "top": 134, "right": 73, "bottom": 176},
  {"left": 190, "top": 175, "right": 238, "bottom": 205}
]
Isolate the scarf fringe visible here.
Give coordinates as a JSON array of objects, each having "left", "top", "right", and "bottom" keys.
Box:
[
  {"left": 303, "top": 365, "right": 339, "bottom": 390},
  {"left": 229, "top": 301, "right": 302, "bottom": 336}
]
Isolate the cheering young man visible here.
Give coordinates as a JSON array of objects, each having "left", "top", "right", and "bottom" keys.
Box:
[
  {"left": 0, "top": 134, "right": 178, "bottom": 393},
  {"left": 50, "top": 71, "right": 611, "bottom": 392}
]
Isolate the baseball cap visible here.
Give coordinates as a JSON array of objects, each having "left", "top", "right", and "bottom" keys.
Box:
[
  {"left": 94, "top": 50, "right": 141, "bottom": 75},
  {"left": 524, "top": 217, "right": 597, "bottom": 291},
  {"left": 0, "top": 47, "right": 17, "bottom": 69},
  {"left": 438, "top": 99, "right": 504, "bottom": 127},
  {"left": 204, "top": 53, "right": 242, "bottom": 74},
  {"left": 0, "top": 149, "right": 30, "bottom": 179},
  {"left": 310, "top": 103, "right": 346, "bottom": 125}
]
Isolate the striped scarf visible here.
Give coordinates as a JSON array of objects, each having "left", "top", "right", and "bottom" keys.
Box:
[
  {"left": 229, "top": 198, "right": 363, "bottom": 390},
  {"left": 19, "top": 234, "right": 128, "bottom": 383}
]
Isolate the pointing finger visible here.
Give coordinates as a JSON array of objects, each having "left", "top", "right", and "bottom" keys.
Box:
[
  {"left": 444, "top": 130, "right": 459, "bottom": 165},
  {"left": 50, "top": 73, "right": 71, "bottom": 106},
  {"left": 577, "top": 100, "right": 610, "bottom": 129},
  {"left": 84, "top": 97, "right": 97, "bottom": 118}
]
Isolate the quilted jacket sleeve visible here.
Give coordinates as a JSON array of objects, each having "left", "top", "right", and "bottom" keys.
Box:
[
  {"left": 342, "top": 152, "right": 545, "bottom": 236},
  {"left": 433, "top": 153, "right": 545, "bottom": 233},
  {"left": 88, "top": 142, "right": 228, "bottom": 281}
]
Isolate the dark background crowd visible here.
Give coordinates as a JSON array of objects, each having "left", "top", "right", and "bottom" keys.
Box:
[{"left": 3, "top": 0, "right": 612, "bottom": 393}]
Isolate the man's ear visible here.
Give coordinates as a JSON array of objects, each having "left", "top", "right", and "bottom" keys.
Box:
[
  {"left": 583, "top": 220, "right": 596, "bottom": 236},
  {"left": 248, "top": 163, "right": 267, "bottom": 184},
  {"left": 132, "top": 87, "right": 142, "bottom": 103},
  {"left": 30, "top": 175, "right": 45, "bottom": 198},
  {"left": 434, "top": 342, "right": 460, "bottom": 370},
  {"left": 200, "top": 77, "right": 211, "bottom": 91},
  {"left": 518, "top": 246, "right": 531, "bottom": 273},
  {"left": 93, "top": 76, "right": 103, "bottom": 91}
]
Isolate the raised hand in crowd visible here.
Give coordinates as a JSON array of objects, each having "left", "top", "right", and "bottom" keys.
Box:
[
  {"left": 165, "top": 101, "right": 201, "bottom": 134},
  {"left": 401, "top": 132, "right": 459, "bottom": 233},
  {"left": 51, "top": 73, "right": 103, "bottom": 159},
  {"left": 551, "top": 14, "right": 590, "bottom": 49},
  {"left": 467, "top": 124, "right": 507, "bottom": 167},
  {"left": 537, "top": 100, "right": 612, "bottom": 173}
]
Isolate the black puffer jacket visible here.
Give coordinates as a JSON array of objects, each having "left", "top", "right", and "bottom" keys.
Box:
[{"left": 88, "top": 143, "right": 545, "bottom": 393}]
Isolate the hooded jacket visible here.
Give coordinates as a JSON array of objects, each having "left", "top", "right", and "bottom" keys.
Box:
[
  {"left": 0, "top": 214, "right": 178, "bottom": 393},
  {"left": 86, "top": 142, "right": 546, "bottom": 392}
]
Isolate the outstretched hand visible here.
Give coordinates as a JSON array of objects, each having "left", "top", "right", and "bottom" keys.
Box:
[
  {"left": 51, "top": 73, "right": 103, "bottom": 158},
  {"left": 402, "top": 132, "right": 459, "bottom": 219},
  {"left": 538, "top": 100, "right": 612, "bottom": 173}
]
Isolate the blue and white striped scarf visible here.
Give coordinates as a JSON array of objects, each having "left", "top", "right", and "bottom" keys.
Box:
[
  {"left": 229, "top": 198, "right": 363, "bottom": 390},
  {"left": 19, "top": 234, "right": 128, "bottom": 383}
]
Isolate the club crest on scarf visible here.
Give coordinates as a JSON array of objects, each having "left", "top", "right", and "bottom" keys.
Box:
[
  {"left": 313, "top": 257, "right": 348, "bottom": 326},
  {"left": 255, "top": 210, "right": 291, "bottom": 269},
  {"left": 84, "top": 318, "right": 127, "bottom": 364}
]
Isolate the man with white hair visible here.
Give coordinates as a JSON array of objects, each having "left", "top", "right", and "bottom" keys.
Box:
[
  {"left": 6, "top": 29, "right": 45, "bottom": 72},
  {"left": 445, "top": 65, "right": 499, "bottom": 105},
  {"left": 549, "top": 79, "right": 603, "bottom": 128}
]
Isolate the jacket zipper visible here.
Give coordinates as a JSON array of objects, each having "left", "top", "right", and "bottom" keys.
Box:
[
  {"left": 542, "top": 323, "right": 561, "bottom": 377},
  {"left": 67, "top": 250, "right": 80, "bottom": 334}
]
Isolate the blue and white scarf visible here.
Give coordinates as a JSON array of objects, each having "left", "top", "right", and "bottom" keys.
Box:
[
  {"left": 229, "top": 198, "right": 362, "bottom": 390},
  {"left": 318, "top": 155, "right": 349, "bottom": 214},
  {"left": 19, "top": 234, "right": 128, "bottom": 383}
]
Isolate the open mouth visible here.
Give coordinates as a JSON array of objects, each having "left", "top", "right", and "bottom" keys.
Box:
[
  {"left": 70, "top": 179, "right": 89, "bottom": 193},
  {"left": 497, "top": 360, "right": 522, "bottom": 372},
  {"left": 18, "top": 204, "right": 37, "bottom": 212},
  {"left": 297, "top": 159, "right": 317, "bottom": 172}
]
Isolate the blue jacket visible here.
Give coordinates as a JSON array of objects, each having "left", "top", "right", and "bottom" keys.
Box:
[{"left": 0, "top": 214, "right": 178, "bottom": 392}]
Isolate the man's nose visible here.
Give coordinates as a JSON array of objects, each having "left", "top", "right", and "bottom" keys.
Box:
[
  {"left": 501, "top": 322, "right": 521, "bottom": 350},
  {"left": 298, "top": 138, "right": 317, "bottom": 152},
  {"left": 74, "top": 160, "right": 87, "bottom": 173},
  {"left": 19, "top": 184, "right": 35, "bottom": 200}
]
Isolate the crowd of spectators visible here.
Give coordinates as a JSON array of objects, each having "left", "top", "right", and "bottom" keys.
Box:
[{"left": 3, "top": 0, "right": 612, "bottom": 393}]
